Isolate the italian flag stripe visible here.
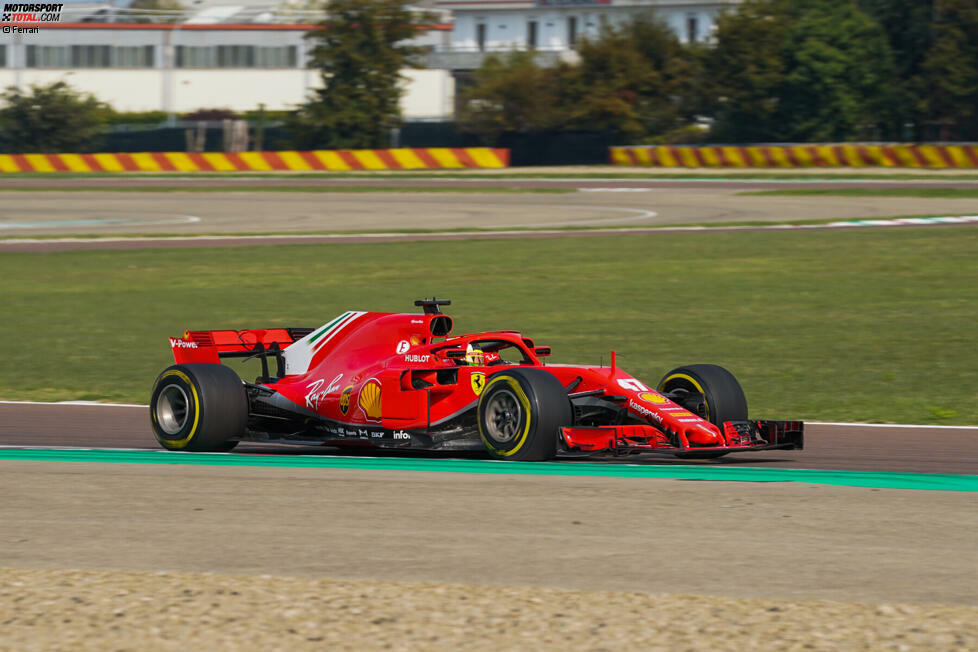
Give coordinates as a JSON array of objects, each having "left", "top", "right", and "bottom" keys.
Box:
[
  {"left": 308, "top": 311, "right": 353, "bottom": 344},
  {"left": 311, "top": 311, "right": 363, "bottom": 352}
]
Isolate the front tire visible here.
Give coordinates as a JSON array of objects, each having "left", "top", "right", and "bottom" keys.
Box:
[
  {"left": 150, "top": 363, "right": 247, "bottom": 452},
  {"left": 658, "top": 364, "right": 748, "bottom": 458},
  {"left": 657, "top": 364, "right": 748, "bottom": 429},
  {"left": 477, "top": 369, "right": 571, "bottom": 461}
]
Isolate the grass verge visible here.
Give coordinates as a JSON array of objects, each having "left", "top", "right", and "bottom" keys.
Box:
[{"left": 2, "top": 227, "right": 976, "bottom": 424}]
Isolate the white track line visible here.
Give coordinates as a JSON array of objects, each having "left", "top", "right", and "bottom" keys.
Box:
[
  {"left": 0, "top": 400, "right": 146, "bottom": 408},
  {"left": 1, "top": 400, "right": 974, "bottom": 429},
  {"left": 807, "top": 421, "right": 978, "bottom": 430}
]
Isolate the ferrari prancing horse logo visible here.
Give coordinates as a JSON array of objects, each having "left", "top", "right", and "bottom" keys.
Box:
[{"left": 471, "top": 372, "right": 486, "bottom": 396}]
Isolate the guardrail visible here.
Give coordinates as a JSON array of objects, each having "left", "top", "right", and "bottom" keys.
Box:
[
  {"left": 610, "top": 144, "right": 978, "bottom": 168},
  {"left": 0, "top": 148, "right": 510, "bottom": 172}
]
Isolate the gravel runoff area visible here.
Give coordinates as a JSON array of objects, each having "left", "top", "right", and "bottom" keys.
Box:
[{"left": 1, "top": 568, "right": 975, "bottom": 651}]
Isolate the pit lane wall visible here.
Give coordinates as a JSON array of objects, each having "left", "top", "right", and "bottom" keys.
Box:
[
  {"left": 0, "top": 148, "right": 510, "bottom": 172},
  {"left": 610, "top": 144, "right": 978, "bottom": 168}
]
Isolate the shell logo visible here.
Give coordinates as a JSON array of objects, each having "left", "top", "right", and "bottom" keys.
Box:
[
  {"left": 639, "top": 392, "right": 668, "bottom": 404},
  {"left": 358, "top": 379, "right": 382, "bottom": 420}
]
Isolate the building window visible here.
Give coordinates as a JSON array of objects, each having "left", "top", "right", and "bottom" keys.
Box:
[
  {"left": 176, "top": 45, "right": 215, "bottom": 68},
  {"left": 567, "top": 16, "right": 578, "bottom": 48},
  {"left": 114, "top": 45, "right": 154, "bottom": 68},
  {"left": 217, "top": 45, "right": 254, "bottom": 67},
  {"left": 686, "top": 15, "right": 699, "bottom": 43},
  {"left": 71, "top": 45, "right": 111, "bottom": 67},
  {"left": 176, "top": 45, "right": 298, "bottom": 68},
  {"left": 256, "top": 45, "right": 297, "bottom": 68},
  {"left": 0, "top": 45, "right": 6, "bottom": 68},
  {"left": 527, "top": 20, "right": 537, "bottom": 49},
  {"left": 476, "top": 23, "right": 486, "bottom": 52},
  {"left": 25, "top": 45, "right": 153, "bottom": 68}
]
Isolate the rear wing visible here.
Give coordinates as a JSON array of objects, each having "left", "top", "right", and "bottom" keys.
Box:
[{"left": 168, "top": 327, "right": 313, "bottom": 380}]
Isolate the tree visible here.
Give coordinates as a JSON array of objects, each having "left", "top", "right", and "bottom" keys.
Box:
[
  {"left": 776, "top": 0, "right": 894, "bottom": 141},
  {"left": 707, "top": 0, "right": 793, "bottom": 142},
  {"left": 457, "top": 52, "right": 570, "bottom": 143},
  {"left": 919, "top": 0, "right": 978, "bottom": 140},
  {"left": 288, "top": 0, "right": 430, "bottom": 149},
  {"left": 458, "top": 14, "right": 701, "bottom": 144},
  {"left": 0, "top": 82, "right": 109, "bottom": 153},
  {"left": 708, "top": 0, "right": 894, "bottom": 142},
  {"left": 857, "top": 0, "right": 934, "bottom": 139},
  {"left": 570, "top": 16, "right": 694, "bottom": 140}
]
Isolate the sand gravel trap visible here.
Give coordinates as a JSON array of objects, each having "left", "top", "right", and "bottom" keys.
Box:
[{"left": 1, "top": 568, "right": 975, "bottom": 651}]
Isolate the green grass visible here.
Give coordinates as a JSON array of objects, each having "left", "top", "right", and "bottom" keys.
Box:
[
  {"left": 742, "top": 188, "right": 978, "bottom": 199},
  {"left": 0, "top": 185, "right": 573, "bottom": 194},
  {"left": 2, "top": 227, "right": 977, "bottom": 425}
]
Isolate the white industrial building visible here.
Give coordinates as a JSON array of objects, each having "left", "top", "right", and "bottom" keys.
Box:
[
  {"left": 0, "top": 1, "right": 738, "bottom": 116},
  {"left": 440, "top": 0, "right": 736, "bottom": 50}
]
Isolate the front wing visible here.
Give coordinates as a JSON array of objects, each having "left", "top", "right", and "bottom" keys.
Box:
[{"left": 560, "top": 420, "right": 804, "bottom": 457}]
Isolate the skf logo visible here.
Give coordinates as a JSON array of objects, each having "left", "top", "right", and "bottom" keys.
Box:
[
  {"left": 471, "top": 372, "right": 486, "bottom": 396},
  {"left": 339, "top": 386, "right": 354, "bottom": 415}
]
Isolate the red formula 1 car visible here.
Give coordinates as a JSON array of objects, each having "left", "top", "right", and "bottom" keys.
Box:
[{"left": 150, "top": 299, "right": 803, "bottom": 460}]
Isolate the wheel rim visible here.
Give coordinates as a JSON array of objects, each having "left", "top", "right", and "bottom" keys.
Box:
[
  {"left": 660, "top": 378, "right": 710, "bottom": 422},
  {"left": 484, "top": 388, "right": 522, "bottom": 443},
  {"left": 156, "top": 384, "right": 190, "bottom": 436}
]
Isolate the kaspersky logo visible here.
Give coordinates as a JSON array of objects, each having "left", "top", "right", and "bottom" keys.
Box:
[{"left": 2, "top": 3, "right": 63, "bottom": 21}]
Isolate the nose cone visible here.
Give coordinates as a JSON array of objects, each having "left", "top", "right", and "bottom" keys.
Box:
[{"left": 686, "top": 427, "right": 722, "bottom": 446}]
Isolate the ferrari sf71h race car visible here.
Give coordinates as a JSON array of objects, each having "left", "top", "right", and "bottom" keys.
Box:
[{"left": 150, "top": 299, "right": 803, "bottom": 460}]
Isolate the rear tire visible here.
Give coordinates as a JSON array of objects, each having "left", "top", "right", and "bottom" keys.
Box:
[
  {"left": 477, "top": 369, "right": 571, "bottom": 461},
  {"left": 658, "top": 364, "right": 748, "bottom": 458},
  {"left": 150, "top": 363, "right": 247, "bottom": 452}
]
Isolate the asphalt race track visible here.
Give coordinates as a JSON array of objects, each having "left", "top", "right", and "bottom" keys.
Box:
[
  {"left": 2, "top": 402, "right": 977, "bottom": 474},
  {"left": 2, "top": 174, "right": 978, "bottom": 238}
]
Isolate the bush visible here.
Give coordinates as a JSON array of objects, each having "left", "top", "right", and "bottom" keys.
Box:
[{"left": 0, "top": 81, "right": 109, "bottom": 153}]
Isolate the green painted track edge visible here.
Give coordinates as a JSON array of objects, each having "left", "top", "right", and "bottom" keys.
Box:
[{"left": 1, "top": 448, "right": 975, "bottom": 491}]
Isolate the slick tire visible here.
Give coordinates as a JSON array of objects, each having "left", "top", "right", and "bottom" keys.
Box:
[
  {"left": 150, "top": 363, "right": 247, "bottom": 452},
  {"left": 658, "top": 364, "right": 748, "bottom": 459},
  {"left": 477, "top": 369, "right": 571, "bottom": 462}
]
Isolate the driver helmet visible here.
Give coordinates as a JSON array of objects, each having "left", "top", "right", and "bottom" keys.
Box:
[{"left": 464, "top": 343, "right": 485, "bottom": 366}]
